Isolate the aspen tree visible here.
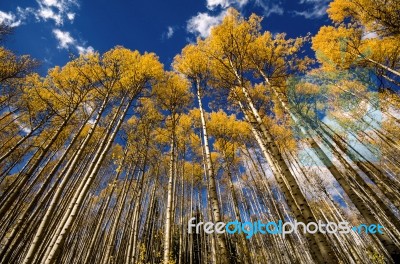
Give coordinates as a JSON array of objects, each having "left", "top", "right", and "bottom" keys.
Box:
[
  {"left": 153, "top": 72, "right": 192, "bottom": 264},
  {"left": 174, "top": 43, "right": 230, "bottom": 264},
  {"left": 39, "top": 47, "right": 163, "bottom": 263},
  {"left": 203, "top": 9, "right": 337, "bottom": 262}
]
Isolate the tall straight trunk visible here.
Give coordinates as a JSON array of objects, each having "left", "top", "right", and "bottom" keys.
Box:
[
  {"left": 178, "top": 167, "right": 184, "bottom": 264},
  {"left": 29, "top": 151, "right": 94, "bottom": 263},
  {"left": 163, "top": 133, "right": 176, "bottom": 264},
  {"left": 128, "top": 153, "right": 150, "bottom": 263},
  {"left": 143, "top": 177, "right": 158, "bottom": 263},
  {"left": 101, "top": 182, "right": 128, "bottom": 263},
  {"left": 0, "top": 106, "right": 77, "bottom": 218},
  {"left": 124, "top": 191, "right": 138, "bottom": 264},
  {"left": 203, "top": 185, "right": 216, "bottom": 264},
  {"left": 199, "top": 140, "right": 217, "bottom": 264},
  {"left": 21, "top": 92, "right": 110, "bottom": 264},
  {"left": 82, "top": 180, "right": 116, "bottom": 263},
  {"left": 0, "top": 114, "right": 50, "bottom": 164},
  {"left": 0, "top": 108, "right": 19, "bottom": 123},
  {"left": 195, "top": 79, "right": 229, "bottom": 264},
  {"left": 362, "top": 55, "right": 400, "bottom": 78},
  {"left": 125, "top": 171, "right": 139, "bottom": 264},
  {"left": 319, "top": 120, "right": 400, "bottom": 210},
  {"left": 133, "top": 174, "right": 153, "bottom": 263},
  {"left": 43, "top": 96, "right": 133, "bottom": 264},
  {"left": 189, "top": 168, "right": 194, "bottom": 264},
  {"left": 321, "top": 121, "right": 400, "bottom": 205},
  {"left": 0, "top": 147, "right": 31, "bottom": 180},
  {"left": 101, "top": 149, "right": 130, "bottom": 264},
  {"left": 314, "top": 124, "right": 400, "bottom": 242},
  {"left": 0, "top": 110, "right": 92, "bottom": 262},
  {"left": 235, "top": 69, "right": 325, "bottom": 264},
  {"left": 83, "top": 156, "right": 137, "bottom": 263},
  {"left": 226, "top": 170, "right": 252, "bottom": 264},
  {"left": 124, "top": 134, "right": 151, "bottom": 263},
  {"left": 382, "top": 74, "right": 400, "bottom": 88},
  {"left": 235, "top": 95, "right": 335, "bottom": 263},
  {"left": 0, "top": 113, "right": 23, "bottom": 134},
  {"left": 170, "top": 152, "right": 178, "bottom": 250},
  {"left": 0, "top": 147, "right": 58, "bottom": 234},
  {"left": 259, "top": 69, "right": 400, "bottom": 253}
]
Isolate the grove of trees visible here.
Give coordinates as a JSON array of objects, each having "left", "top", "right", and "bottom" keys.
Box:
[{"left": 0, "top": 1, "right": 399, "bottom": 263}]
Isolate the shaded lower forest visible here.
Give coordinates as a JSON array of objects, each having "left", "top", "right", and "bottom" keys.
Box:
[{"left": 1, "top": 2, "right": 400, "bottom": 264}]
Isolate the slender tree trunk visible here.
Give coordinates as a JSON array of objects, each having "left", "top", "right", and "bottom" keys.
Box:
[
  {"left": 163, "top": 131, "right": 176, "bottom": 264},
  {"left": 195, "top": 79, "right": 229, "bottom": 264},
  {"left": 0, "top": 114, "right": 49, "bottom": 164},
  {"left": 0, "top": 110, "right": 92, "bottom": 262},
  {"left": 235, "top": 94, "right": 335, "bottom": 263},
  {"left": 0, "top": 107, "right": 77, "bottom": 218},
  {"left": 82, "top": 180, "right": 116, "bottom": 263},
  {"left": 43, "top": 96, "right": 132, "bottom": 263},
  {"left": 258, "top": 66, "right": 400, "bottom": 253},
  {"left": 21, "top": 92, "right": 110, "bottom": 264},
  {"left": 227, "top": 170, "right": 252, "bottom": 264}
]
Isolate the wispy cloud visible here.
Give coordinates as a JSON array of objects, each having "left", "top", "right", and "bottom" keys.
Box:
[
  {"left": 207, "top": 0, "right": 259, "bottom": 10},
  {"left": 293, "top": 0, "right": 329, "bottom": 19},
  {"left": 206, "top": 0, "right": 233, "bottom": 10},
  {"left": 161, "top": 26, "right": 175, "bottom": 40},
  {"left": 37, "top": 8, "right": 63, "bottom": 25},
  {"left": 53, "top": 29, "right": 93, "bottom": 55},
  {"left": 76, "top": 45, "right": 94, "bottom": 55},
  {"left": 206, "top": 0, "right": 284, "bottom": 16},
  {"left": 0, "top": 11, "right": 22, "bottom": 27},
  {"left": 0, "top": 0, "right": 79, "bottom": 26},
  {"left": 35, "top": 0, "right": 78, "bottom": 25},
  {"left": 187, "top": 11, "right": 227, "bottom": 38},
  {"left": 166, "top": 26, "right": 175, "bottom": 39},
  {"left": 1, "top": 0, "right": 93, "bottom": 55},
  {"left": 254, "top": 0, "right": 284, "bottom": 17},
  {"left": 53, "top": 29, "right": 75, "bottom": 48}
]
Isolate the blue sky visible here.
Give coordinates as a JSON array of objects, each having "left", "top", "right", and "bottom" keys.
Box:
[{"left": 0, "top": 0, "right": 332, "bottom": 73}]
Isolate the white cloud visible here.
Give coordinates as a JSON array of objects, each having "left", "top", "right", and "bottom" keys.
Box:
[
  {"left": 37, "top": 7, "right": 63, "bottom": 24},
  {"left": 0, "top": 0, "right": 78, "bottom": 27},
  {"left": 41, "top": 0, "right": 62, "bottom": 8},
  {"left": 76, "top": 45, "right": 94, "bottom": 55},
  {"left": 161, "top": 26, "right": 175, "bottom": 40},
  {"left": 294, "top": 0, "right": 329, "bottom": 19},
  {"left": 53, "top": 29, "right": 93, "bottom": 55},
  {"left": 206, "top": 0, "right": 283, "bottom": 16},
  {"left": 67, "top": 12, "right": 75, "bottom": 21},
  {"left": 166, "top": 26, "right": 174, "bottom": 39},
  {"left": 0, "top": 11, "right": 21, "bottom": 27},
  {"left": 16, "top": 7, "right": 35, "bottom": 21},
  {"left": 187, "top": 11, "right": 227, "bottom": 38},
  {"left": 35, "top": 0, "right": 78, "bottom": 25},
  {"left": 293, "top": 8, "right": 326, "bottom": 19},
  {"left": 268, "top": 5, "right": 284, "bottom": 16},
  {"left": 0, "top": 1, "right": 92, "bottom": 56},
  {"left": 206, "top": 0, "right": 232, "bottom": 10},
  {"left": 239, "top": 0, "right": 250, "bottom": 7},
  {"left": 362, "top": 31, "right": 378, "bottom": 40},
  {"left": 255, "top": 0, "right": 284, "bottom": 17},
  {"left": 53, "top": 29, "right": 75, "bottom": 48}
]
